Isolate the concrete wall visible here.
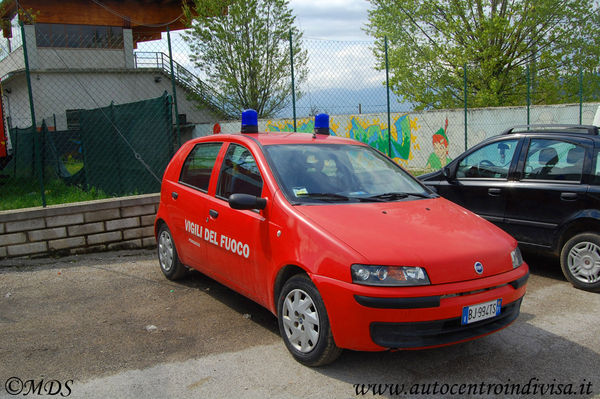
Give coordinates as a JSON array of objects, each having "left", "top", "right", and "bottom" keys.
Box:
[
  {"left": 1, "top": 69, "right": 216, "bottom": 129},
  {"left": 0, "top": 194, "right": 159, "bottom": 259},
  {"left": 0, "top": 47, "right": 25, "bottom": 78},
  {"left": 37, "top": 48, "right": 128, "bottom": 70}
]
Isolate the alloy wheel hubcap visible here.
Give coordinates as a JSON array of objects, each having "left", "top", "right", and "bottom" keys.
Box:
[
  {"left": 282, "top": 289, "right": 320, "bottom": 353},
  {"left": 158, "top": 231, "right": 174, "bottom": 272},
  {"left": 568, "top": 241, "right": 600, "bottom": 284}
]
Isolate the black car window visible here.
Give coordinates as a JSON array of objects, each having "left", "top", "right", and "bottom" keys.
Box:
[
  {"left": 179, "top": 142, "right": 222, "bottom": 191},
  {"left": 217, "top": 144, "right": 263, "bottom": 199},
  {"left": 592, "top": 151, "right": 600, "bottom": 185},
  {"left": 456, "top": 139, "right": 518, "bottom": 179},
  {"left": 523, "top": 139, "right": 584, "bottom": 182}
]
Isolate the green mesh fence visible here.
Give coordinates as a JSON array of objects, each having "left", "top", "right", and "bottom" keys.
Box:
[
  {"left": 79, "top": 93, "right": 173, "bottom": 196},
  {"left": 7, "top": 126, "right": 36, "bottom": 179}
]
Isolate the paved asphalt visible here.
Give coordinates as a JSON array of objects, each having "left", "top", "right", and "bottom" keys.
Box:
[{"left": 0, "top": 250, "right": 599, "bottom": 398}]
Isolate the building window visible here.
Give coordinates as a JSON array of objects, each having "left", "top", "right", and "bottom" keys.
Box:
[{"left": 35, "top": 23, "right": 124, "bottom": 49}]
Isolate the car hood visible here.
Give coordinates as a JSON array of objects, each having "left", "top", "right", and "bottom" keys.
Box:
[{"left": 295, "top": 197, "right": 517, "bottom": 285}]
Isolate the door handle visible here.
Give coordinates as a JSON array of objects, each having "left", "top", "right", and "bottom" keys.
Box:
[
  {"left": 560, "top": 192, "right": 578, "bottom": 201},
  {"left": 488, "top": 188, "right": 502, "bottom": 196},
  {"left": 171, "top": 191, "right": 178, "bottom": 200},
  {"left": 209, "top": 209, "right": 219, "bottom": 219}
]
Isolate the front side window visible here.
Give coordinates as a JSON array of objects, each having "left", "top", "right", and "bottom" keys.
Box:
[
  {"left": 264, "top": 144, "right": 429, "bottom": 203},
  {"left": 523, "top": 139, "right": 585, "bottom": 182},
  {"left": 179, "top": 142, "right": 222, "bottom": 191},
  {"left": 217, "top": 144, "right": 263, "bottom": 198},
  {"left": 456, "top": 139, "right": 518, "bottom": 179}
]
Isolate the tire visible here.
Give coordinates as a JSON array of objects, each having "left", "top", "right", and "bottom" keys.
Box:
[
  {"left": 277, "top": 274, "right": 342, "bottom": 366},
  {"left": 560, "top": 233, "right": 600, "bottom": 292},
  {"left": 157, "top": 224, "right": 186, "bottom": 280}
]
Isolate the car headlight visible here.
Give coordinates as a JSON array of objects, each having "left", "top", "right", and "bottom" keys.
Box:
[
  {"left": 511, "top": 247, "right": 523, "bottom": 269},
  {"left": 351, "top": 265, "right": 430, "bottom": 286}
]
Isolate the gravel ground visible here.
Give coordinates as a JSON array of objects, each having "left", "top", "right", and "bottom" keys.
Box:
[{"left": 0, "top": 250, "right": 598, "bottom": 398}]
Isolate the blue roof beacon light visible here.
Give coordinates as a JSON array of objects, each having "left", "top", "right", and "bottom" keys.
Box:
[
  {"left": 314, "top": 113, "right": 330, "bottom": 135},
  {"left": 241, "top": 109, "right": 258, "bottom": 133}
]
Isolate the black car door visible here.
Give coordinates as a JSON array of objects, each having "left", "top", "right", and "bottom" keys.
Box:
[
  {"left": 434, "top": 137, "right": 522, "bottom": 225},
  {"left": 503, "top": 136, "right": 593, "bottom": 249}
]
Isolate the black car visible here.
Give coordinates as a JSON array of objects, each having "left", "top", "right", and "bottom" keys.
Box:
[{"left": 420, "top": 124, "right": 600, "bottom": 292}]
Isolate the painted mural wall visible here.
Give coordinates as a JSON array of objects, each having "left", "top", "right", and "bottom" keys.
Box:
[{"left": 214, "top": 103, "right": 600, "bottom": 171}]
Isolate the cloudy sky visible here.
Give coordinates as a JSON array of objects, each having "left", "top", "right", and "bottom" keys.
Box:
[
  {"left": 288, "top": 0, "right": 373, "bottom": 41},
  {"left": 141, "top": 0, "right": 402, "bottom": 117}
]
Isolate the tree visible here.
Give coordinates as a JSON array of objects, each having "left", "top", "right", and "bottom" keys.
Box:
[
  {"left": 366, "top": 0, "right": 600, "bottom": 110},
  {"left": 183, "top": 0, "right": 307, "bottom": 118}
]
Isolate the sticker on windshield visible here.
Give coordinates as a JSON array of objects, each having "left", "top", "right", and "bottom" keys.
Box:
[{"left": 292, "top": 187, "right": 308, "bottom": 196}]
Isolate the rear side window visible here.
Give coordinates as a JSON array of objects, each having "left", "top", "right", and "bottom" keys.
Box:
[
  {"left": 217, "top": 144, "right": 263, "bottom": 199},
  {"left": 179, "top": 142, "right": 222, "bottom": 191},
  {"left": 523, "top": 139, "right": 585, "bottom": 182}
]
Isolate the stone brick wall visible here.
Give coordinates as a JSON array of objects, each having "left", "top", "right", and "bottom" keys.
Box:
[{"left": 0, "top": 194, "right": 159, "bottom": 258}]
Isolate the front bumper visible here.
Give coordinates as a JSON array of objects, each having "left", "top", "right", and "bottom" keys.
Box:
[
  {"left": 371, "top": 298, "right": 522, "bottom": 348},
  {"left": 312, "top": 265, "right": 528, "bottom": 351}
]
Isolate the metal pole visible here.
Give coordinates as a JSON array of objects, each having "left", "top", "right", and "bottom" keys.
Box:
[
  {"left": 385, "top": 36, "right": 391, "bottom": 157},
  {"left": 463, "top": 63, "right": 467, "bottom": 151},
  {"left": 20, "top": 19, "right": 45, "bottom": 207},
  {"left": 289, "top": 30, "right": 296, "bottom": 132},
  {"left": 167, "top": 26, "right": 181, "bottom": 148},
  {"left": 579, "top": 68, "right": 583, "bottom": 125},
  {"left": 527, "top": 65, "right": 531, "bottom": 127}
]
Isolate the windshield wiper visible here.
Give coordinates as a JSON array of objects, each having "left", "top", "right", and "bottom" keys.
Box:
[
  {"left": 297, "top": 193, "right": 350, "bottom": 202},
  {"left": 368, "top": 192, "right": 431, "bottom": 201}
]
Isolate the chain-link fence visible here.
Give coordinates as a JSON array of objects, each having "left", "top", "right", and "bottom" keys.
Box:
[
  {"left": 220, "top": 35, "right": 600, "bottom": 173},
  {"left": 0, "top": 10, "right": 599, "bottom": 211}
]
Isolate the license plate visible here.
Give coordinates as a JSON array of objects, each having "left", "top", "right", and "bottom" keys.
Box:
[{"left": 461, "top": 299, "right": 502, "bottom": 325}]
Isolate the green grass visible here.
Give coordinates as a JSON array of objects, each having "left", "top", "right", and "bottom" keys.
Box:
[{"left": 0, "top": 178, "right": 110, "bottom": 211}]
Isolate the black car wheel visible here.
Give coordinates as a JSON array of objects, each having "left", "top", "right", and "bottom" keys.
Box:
[
  {"left": 277, "top": 274, "right": 342, "bottom": 366},
  {"left": 560, "top": 233, "right": 600, "bottom": 292},
  {"left": 157, "top": 224, "right": 186, "bottom": 280}
]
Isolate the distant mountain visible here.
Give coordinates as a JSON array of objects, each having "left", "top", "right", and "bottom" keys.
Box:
[{"left": 276, "top": 86, "right": 412, "bottom": 118}]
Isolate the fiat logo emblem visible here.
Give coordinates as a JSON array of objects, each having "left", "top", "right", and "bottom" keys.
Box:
[{"left": 474, "top": 262, "right": 484, "bottom": 274}]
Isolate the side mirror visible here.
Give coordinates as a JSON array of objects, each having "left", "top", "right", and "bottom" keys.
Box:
[
  {"left": 228, "top": 193, "right": 267, "bottom": 210},
  {"left": 442, "top": 166, "right": 451, "bottom": 180}
]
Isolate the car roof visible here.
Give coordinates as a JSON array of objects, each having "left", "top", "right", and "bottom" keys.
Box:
[
  {"left": 191, "top": 131, "right": 364, "bottom": 146},
  {"left": 501, "top": 124, "right": 599, "bottom": 137}
]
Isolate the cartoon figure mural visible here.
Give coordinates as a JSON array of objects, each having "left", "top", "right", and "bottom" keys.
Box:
[
  {"left": 265, "top": 114, "right": 419, "bottom": 166},
  {"left": 426, "top": 118, "right": 452, "bottom": 170},
  {"left": 266, "top": 118, "right": 337, "bottom": 135},
  {"left": 345, "top": 115, "right": 413, "bottom": 164}
]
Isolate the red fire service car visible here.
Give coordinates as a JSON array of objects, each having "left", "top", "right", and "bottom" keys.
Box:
[{"left": 155, "top": 110, "right": 529, "bottom": 366}]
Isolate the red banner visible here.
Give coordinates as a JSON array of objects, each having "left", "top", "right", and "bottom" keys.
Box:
[{"left": 0, "top": 92, "right": 5, "bottom": 158}]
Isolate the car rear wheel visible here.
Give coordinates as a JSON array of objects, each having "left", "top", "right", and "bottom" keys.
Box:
[
  {"left": 157, "top": 224, "right": 186, "bottom": 280},
  {"left": 560, "top": 233, "right": 600, "bottom": 292},
  {"left": 277, "top": 274, "right": 342, "bottom": 366}
]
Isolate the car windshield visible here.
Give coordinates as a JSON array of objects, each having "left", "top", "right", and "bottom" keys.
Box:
[{"left": 264, "top": 143, "right": 432, "bottom": 204}]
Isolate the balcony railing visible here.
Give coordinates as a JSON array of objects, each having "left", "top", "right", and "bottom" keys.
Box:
[{"left": 133, "top": 51, "right": 238, "bottom": 119}]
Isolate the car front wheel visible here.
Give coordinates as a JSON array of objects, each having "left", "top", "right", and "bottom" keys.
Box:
[
  {"left": 157, "top": 224, "right": 186, "bottom": 280},
  {"left": 277, "top": 274, "right": 342, "bottom": 366},
  {"left": 560, "top": 233, "right": 600, "bottom": 292}
]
